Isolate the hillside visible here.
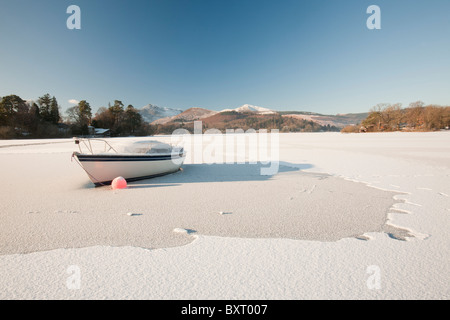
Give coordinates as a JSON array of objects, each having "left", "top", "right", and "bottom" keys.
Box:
[
  {"left": 281, "top": 112, "right": 369, "bottom": 128},
  {"left": 152, "top": 107, "right": 218, "bottom": 124},
  {"left": 152, "top": 111, "right": 340, "bottom": 134}
]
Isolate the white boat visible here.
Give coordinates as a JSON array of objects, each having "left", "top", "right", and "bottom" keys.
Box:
[{"left": 72, "top": 138, "right": 185, "bottom": 186}]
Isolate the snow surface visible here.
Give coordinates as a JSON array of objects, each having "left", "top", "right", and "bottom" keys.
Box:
[{"left": 0, "top": 132, "right": 449, "bottom": 299}]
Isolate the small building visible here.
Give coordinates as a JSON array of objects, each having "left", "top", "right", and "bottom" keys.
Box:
[
  {"left": 58, "top": 123, "right": 70, "bottom": 134},
  {"left": 88, "top": 126, "right": 110, "bottom": 137},
  {"left": 94, "top": 128, "right": 110, "bottom": 137}
]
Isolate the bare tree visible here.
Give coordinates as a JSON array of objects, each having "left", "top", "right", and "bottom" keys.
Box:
[{"left": 405, "top": 101, "right": 425, "bottom": 129}]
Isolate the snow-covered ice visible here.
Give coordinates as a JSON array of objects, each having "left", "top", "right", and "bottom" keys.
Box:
[{"left": 0, "top": 132, "right": 449, "bottom": 299}]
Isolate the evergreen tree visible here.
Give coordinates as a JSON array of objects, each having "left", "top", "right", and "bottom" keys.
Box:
[
  {"left": 27, "top": 101, "right": 41, "bottom": 134},
  {"left": 0, "top": 95, "right": 28, "bottom": 126},
  {"left": 66, "top": 100, "right": 92, "bottom": 135},
  {"left": 78, "top": 100, "right": 92, "bottom": 126},
  {"left": 30, "top": 101, "right": 40, "bottom": 120},
  {"left": 38, "top": 94, "right": 52, "bottom": 122},
  {"left": 50, "top": 96, "right": 60, "bottom": 124},
  {"left": 0, "top": 96, "right": 12, "bottom": 125},
  {"left": 109, "top": 100, "right": 124, "bottom": 121},
  {"left": 124, "top": 105, "right": 142, "bottom": 135},
  {"left": 108, "top": 100, "right": 124, "bottom": 134}
]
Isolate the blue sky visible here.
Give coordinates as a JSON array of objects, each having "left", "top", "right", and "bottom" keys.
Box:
[{"left": 1, "top": 0, "right": 449, "bottom": 115}]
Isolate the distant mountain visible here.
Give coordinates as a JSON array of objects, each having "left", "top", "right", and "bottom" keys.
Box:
[
  {"left": 221, "top": 104, "right": 277, "bottom": 115},
  {"left": 140, "top": 102, "right": 368, "bottom": 131},
  {"left": 152, "top": 107, "right": 218, "bottom": 125},
  {"left": 139, "top": 104, "right": 182, "bottom": 123}
]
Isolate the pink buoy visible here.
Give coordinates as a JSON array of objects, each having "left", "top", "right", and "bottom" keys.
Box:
[{"left": 111, "top": 176, "right": 127, "bottom": 190}]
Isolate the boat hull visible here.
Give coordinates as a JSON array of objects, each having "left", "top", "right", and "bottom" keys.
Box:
[{"left": 74, "top": 153, "right": 185, "bottom": 186}]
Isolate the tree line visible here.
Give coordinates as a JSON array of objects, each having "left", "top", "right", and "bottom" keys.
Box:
[
  {"left": 68, "top": 99, "right": 154, "bottom": 137},
  {"left": 341, "top": 102, "right": 450, "bottom": 133},
  {"left": 0, "top": 94, "right": 154, "bottom": 139},
  {"left": 2, "top": 94, "right": 449, "bottom": 139},
  {"left": 0, "top": 94, "right": 61, "bottom": 138},
  {"left": 90, "top": 100, "right": 154, "bottom": 136}
]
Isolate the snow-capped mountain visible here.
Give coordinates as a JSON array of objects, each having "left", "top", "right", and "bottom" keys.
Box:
[
  {"left": 139, "top": 104, "right": 183, "bottom": 123},
  {"left": 221, "top": 104, "right": 277, "bottom": 115}
]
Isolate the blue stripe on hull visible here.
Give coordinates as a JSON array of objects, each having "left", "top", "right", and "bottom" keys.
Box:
[{"left": 76, "top": 154, "right": 183, "bottom": 162}]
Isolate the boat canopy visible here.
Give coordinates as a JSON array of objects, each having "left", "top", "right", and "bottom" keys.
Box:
[
  {"left": 119, "top": 140, "right": 174, "bottom": 154},
  {"left": 74, "top": 138, "right": 178, "bottom": 155}
]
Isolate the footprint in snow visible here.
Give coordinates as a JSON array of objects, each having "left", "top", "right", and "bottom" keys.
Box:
[
  {"left": 126, "top": 212, "right": 142, "bottom": 216},
  {"left": 54, "top": 210, "right": 78, "bottom": 214}
]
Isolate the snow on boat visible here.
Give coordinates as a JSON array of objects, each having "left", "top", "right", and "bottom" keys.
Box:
[{"left": 72, "top": 138, "right": 185, "bottom": 186}]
